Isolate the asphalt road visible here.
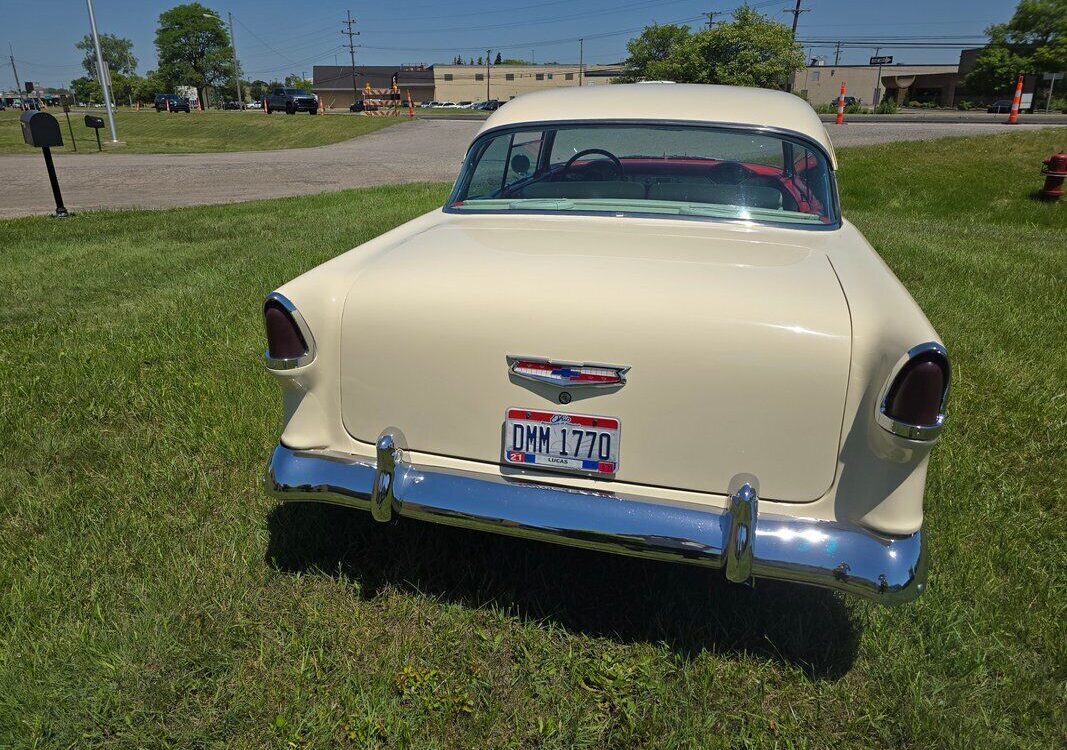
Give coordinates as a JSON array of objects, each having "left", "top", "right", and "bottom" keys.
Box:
[{"left": 1, "top": 119, "right": 1060, "bottom": 218}]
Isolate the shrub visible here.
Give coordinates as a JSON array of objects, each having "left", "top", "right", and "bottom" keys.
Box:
[{"left": 875, "top": 98, "right": 898, "bottom": 114}]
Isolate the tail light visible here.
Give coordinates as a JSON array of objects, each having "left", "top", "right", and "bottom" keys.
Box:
[
  {"left": 876, "top": 342, "right": 949, "bottom": 441},
  {"left": 263, "top": 293, "right": 315, "bottom": 370}
]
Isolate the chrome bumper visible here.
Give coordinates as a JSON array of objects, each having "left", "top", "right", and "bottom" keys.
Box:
[{"left": 265, "top": 436, "right": 926, "bottom": 604}]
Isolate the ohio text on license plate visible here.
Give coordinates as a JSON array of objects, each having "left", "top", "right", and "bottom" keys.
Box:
[{"left": 504, "top": 408, "right": 620, "bottom": 475}]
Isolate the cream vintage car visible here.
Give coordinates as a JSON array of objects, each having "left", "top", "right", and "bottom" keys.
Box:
[{"left": 263, "top": 84, "right": 949, "bottom": 604}]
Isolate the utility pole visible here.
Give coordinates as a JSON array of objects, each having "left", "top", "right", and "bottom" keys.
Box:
[
  {"left": 873, "top": 46, "right": 884, "bottom": 106},
  {"left": 703, "top": 12, "right": 718, "bottom": 29},
  {"left": 833, "top": 41, "right": 842, "bottom": 66},
  {"left": 8, "top": 43, "right": 23, "bottom": 99},
  {"left": 85, "top": 0, "right": 118, "bottom": 142},
  {"left": 342, "top": 10, "right": 359, "bottom": 106},
  {"left": 578, "top": 37, "right": 584, "bottom": 86},
  {"left": 485, "top": 49, "right": 491, "bottom": 101},
  {"left": 786, "top": 0, "right": 808, "bottom": 38},
  {"left": 228, "top": 12, "right": 242, "bottom": 102}
]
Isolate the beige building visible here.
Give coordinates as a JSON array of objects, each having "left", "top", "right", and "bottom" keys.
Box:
[
  {"left": 433, "top": 63, "right": 622, "bottom": 102},
  {"left": 792, "top": 64, "right": 960, "bottom": 107}
]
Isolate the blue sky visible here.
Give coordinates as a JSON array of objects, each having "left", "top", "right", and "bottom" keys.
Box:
[{"left": 6, "top": 0, "right": 1011, "bottom": 89}]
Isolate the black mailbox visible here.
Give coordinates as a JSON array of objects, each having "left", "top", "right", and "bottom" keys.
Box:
[
  {"left": 20, "top": 111, "right": 64, "bottom": 148},
  {"left": 84, "top": 115, "right": 105, "bottom": 129}
]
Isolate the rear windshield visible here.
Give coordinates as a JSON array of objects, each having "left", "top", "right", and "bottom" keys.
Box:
[{"left": 448, "top": 123, "right": 837, "bottom": 227}]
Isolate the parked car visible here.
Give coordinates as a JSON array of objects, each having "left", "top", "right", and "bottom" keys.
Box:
[
  {"left": 265, "top": 87, "right": 318, "bottom": 115},
  {"left": 831, "top": 95, "right": 859, "bottom": 108},
  {"left": 154, "top": 93, "right": 191, "bottom": 112},
  {"left": 437, "top": 101, "right": 457, "bottom": 108},
  {"left": 263, "top": 84, "right": 947, "bottom": 605},
  {"left": 987, "top": 100, "right": 1013, "bottom": 113},
  {"left": 223, "top": 100, "right": 243, "bottom": 110},
  {"left": 349, "top": 100, "right": 380, "bottom": 113},
  {"left": 475, "top": 99, "right": 501, "bottom": 111},
  {"left": 245, "top": 100, "right": 262, "bottom": 109}
]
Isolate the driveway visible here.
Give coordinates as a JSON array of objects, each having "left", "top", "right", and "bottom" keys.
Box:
[{"left": 1, "top": 119, "right": 1059, "bottom": 218}]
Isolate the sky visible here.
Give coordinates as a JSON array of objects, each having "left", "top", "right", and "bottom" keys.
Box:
[{"left": 5, "top": 0, "right": 1013, "bottom": 90}]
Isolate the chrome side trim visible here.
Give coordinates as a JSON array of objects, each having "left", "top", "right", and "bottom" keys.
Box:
[
  {"left": 874, "top": 341, "right": 950, "bottom": 441},
  {"left": 506, "top": 354, "right": 630, "bottom": 389},
  {"left": 266, "top": 444, "right": 926, "bottom": 604},
  {"left": 263, "top": 292, "right": 317, "bottom": 371}
]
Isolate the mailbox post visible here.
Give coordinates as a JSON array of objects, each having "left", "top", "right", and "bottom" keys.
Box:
[
  {"left": 84, "top": 115, "right": 105, "bottom": 151},
  {"left": 20, "top": 111, "right": 70, "bottom": 218}
]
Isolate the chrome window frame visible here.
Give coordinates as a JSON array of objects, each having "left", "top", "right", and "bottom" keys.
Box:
[
  {"left": 263, "top": 292, "right": 317, "bottom": 371},
  {"left": 445, "top": 119, "right": 842, "bottom": 231},
  {"left": 874, "top": 341, "right": 950, "bottom": 441}
]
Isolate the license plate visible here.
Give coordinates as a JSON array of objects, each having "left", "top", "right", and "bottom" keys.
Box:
[{"left": 503, "top": 408, "right": 620, "bottom": 476}]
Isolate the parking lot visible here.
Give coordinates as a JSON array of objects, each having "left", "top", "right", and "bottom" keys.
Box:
[{"left": 2, "top": 118, "right": 1061, "bottom": 218}]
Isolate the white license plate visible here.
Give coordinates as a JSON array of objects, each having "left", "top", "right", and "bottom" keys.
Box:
[{"left": 503, "top": 408, "right": 620, "bottom": 476}]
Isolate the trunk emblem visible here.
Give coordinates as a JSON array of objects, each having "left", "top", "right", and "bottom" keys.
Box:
[{"left": 507, "top": 355, "right": 629, "bottom": 388}]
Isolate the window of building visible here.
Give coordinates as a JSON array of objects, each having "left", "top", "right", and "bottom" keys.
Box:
[
  {"left": 475, "top": 73, "right": 484, "bottom": 81},
  {"left": 505, "top": 73, "right": 514, "bottom": 81},
  {"left": 811, "top": 71, "right": 820, "bottom": 82},
  {"left": 444, "top": 73, "right": 453, "bottom": 81},
  {"left": 547, "top": 74, "right": 553, "bottom": 80},
  {"left": 535, "top": 73, "right": 544, "bottom": 81},
  {"left": 565, "top": 73, "right": 574, "bottom": 80}
]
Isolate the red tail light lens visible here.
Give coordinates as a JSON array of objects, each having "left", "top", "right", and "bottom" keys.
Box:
[
  {"left": 264, "top": 298, "right": 309, "bottom": 363},
  {"left": 878, "top": 344, "right": 949, "bottom": 440}
]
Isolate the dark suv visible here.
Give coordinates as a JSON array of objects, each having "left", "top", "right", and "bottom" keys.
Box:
[
  {"left": 265, "top": 88, "right": 318, "bottom": 115},
  {"left": 154, "top": 93, "right": 191, "bottom": 112}
]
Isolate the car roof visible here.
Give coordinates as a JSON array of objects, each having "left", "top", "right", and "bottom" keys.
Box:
[{"left": 479, "top": 83, "right": 837, "bottom": 168}]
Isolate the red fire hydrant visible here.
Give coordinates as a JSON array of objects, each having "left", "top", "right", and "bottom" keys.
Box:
[{"left": 1039, "top": 152, "right": 1067, "bottom": 201}]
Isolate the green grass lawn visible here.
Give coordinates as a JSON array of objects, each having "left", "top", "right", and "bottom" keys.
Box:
[
  {"left": 0, "top": 108, "right": 400, "bottom": 155},
  {"left": 0, "top": 130, "right": 1064, "bottom": 748}
]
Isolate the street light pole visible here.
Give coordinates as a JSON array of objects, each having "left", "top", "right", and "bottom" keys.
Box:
[
  {"left": 873, "top": 46, "right": 884, "bottom": 107},
  {"left": 228, "top": 12, "right": 242, "bottom": 102},
  {"left": 85, "top": 0, "right": 118, "bottom": 142},
  {"left": 486, "top": 49, "right": 491, "bottom": 101}
]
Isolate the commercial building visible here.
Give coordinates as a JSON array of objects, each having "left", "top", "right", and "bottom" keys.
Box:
[
  {"left": 791, "top": 63, "right": 961, "bottom": 107},
  {"left": 312, "top": 63, "right": 622, "bottom": 107},
  {"left": 312, "top": 65, "right": 435, "bottom": 109}
]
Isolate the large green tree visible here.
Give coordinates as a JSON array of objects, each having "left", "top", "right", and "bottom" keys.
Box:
[
  {"left": 618, "top": 23, "right": 692, "bottom": 82},
  {"left": 155, "top": 3, "right": 235, "bottom": 105},
  {"left": 619, "top": 9, "right": 803, "bottom": 88},
  {"left": 966, "top": 0, "right": 1066, "bottom": 96},
  {"left": 75, "top": 33, "right": 138, "bottom": 78}
]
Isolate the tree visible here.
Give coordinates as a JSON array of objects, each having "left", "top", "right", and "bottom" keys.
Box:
[
  {"left": 133, "top": 70, "right": 168, "bottom": 104},
  {"left": 965, "top": 0, "right": 1066, "bottom": 95},
  {"left": 618, "top": 23, "right": 692, "bottom": 82},
  {"left": 70, "top": 76, "right": 100, "bottom": 104},
  {"left": 76, "top": 33, "right": 138, "bottom": 78},
  {"left": 284, "top": 74, "right": 312, "bottom": 91},
  {"left": 494, "top": 52, "right": 502, "bottom": 64},
  {"left": 245, "top": 79, "right": 269, "bottom": 101},
  {"left": 620, "top": 9, "right": 803, "bottom": 88},
  {"left": 155, "top": 3, "right": 235, "bottom": 106}
]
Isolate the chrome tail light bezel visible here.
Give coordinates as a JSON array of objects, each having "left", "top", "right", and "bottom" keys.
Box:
[
  {"left": 875, "top": 341, "right": 950, "bottom": 441},
  {"left": 263, "top": 292, "right": 316, "bottom": 371}
]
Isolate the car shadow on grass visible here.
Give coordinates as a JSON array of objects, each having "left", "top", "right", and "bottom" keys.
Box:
[{"left": 266, "top": 501, "right": 861, "bottom": 681}]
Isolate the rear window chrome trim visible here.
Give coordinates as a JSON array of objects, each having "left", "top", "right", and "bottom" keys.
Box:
[{"left": 445, "top": 119, "right": 841, "bottom": 230}]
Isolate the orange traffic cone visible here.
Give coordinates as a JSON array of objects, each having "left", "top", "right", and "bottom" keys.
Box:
[
  {"left": 1007, "top": 75, "right": 1023, "bottom": 124},
  {"left": 836, "top": 82, "right": 846, "bottom": 125}
]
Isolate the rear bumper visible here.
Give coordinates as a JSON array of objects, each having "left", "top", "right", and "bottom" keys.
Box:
[{"left": 265, "top": 441, "right": 927, "bottom": 604}]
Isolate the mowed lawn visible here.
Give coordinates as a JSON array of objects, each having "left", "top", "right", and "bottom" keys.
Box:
[
  {"left": 0, "top": 108, "right": 399, "bottom": 155},
  {"left": 0, "top": 130, "right": 1064, "bottom": 748}
]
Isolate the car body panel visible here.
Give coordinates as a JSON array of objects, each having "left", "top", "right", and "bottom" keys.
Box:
[{"left": 337, "top": 216, "right": 852, "bottom": 502}]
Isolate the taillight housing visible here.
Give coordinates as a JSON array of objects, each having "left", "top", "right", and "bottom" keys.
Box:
[
  {"left": 875, "top": 342, "right": 950, "bottom": 441},
  {"left": 263, "top": 293, "right": 315, "bottom": 370}
]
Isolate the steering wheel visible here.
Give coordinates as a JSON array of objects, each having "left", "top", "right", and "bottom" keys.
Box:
[
  {"left": 706, "top": 160, "right": 759, "bottom": 185},
  {"left": 562, "top": 148, "right": 624, "bottom": 179}
]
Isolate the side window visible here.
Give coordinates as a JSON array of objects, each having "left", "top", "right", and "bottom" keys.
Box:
[
  {"left": 504, "top": 131, "right": 544, "bottom": 187},
  {"left": 465, "top": 136, "right": 509, "bottom": 198}
]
